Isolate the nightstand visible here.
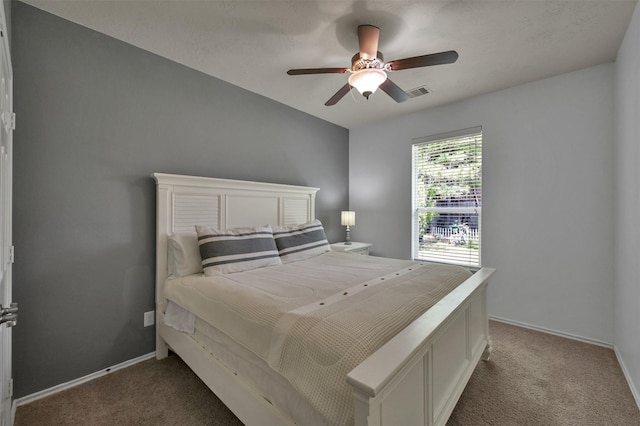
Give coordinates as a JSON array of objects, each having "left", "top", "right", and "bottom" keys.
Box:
[{"left": 330, "top": 242, "right": 372, "bottom": 255}]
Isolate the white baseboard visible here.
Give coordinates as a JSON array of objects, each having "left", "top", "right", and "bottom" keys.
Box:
[
  {"left": 14, "top": 352, "right": 155, "bottom": 407},
  {"left": 614, "top": 345, "right": 640, "bottom": 410},
  {"left": 489, "top": 315, "right": 613, "bottom": 349}
]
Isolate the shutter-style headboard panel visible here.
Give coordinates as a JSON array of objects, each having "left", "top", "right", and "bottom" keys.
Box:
[
  {"left": 153, "top": 173, "right": 319, "bottom": 300},
  {"left": 284, "top": 197, "right": 311, "bottom": 225},
  {"left": 172, "top": 193, "right": 221, "bottom": 233}
]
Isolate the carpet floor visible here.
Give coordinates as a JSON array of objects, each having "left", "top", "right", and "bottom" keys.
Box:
[{"left": 15, "top": 321, "right": 640, "bottom": 425}]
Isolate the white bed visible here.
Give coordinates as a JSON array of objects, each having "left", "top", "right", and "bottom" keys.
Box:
[{"left": 153, "top": 173, "right": 495, "bottom": 426}]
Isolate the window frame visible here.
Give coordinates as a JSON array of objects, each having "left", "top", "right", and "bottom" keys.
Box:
[{"left": 411, "top": 127, "right": 482, "bottom": 268}]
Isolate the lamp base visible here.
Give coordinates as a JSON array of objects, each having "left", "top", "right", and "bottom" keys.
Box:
[{"left": 345, "top": 226, "right": 352, "bottom": 245}]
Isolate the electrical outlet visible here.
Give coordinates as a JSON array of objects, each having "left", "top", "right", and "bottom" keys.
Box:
[{"left": 144, "top": 310, "right": 155, "bottom": 327}]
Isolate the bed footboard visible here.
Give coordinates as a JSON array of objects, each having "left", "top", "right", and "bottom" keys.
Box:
[{"left": 347, "top": 267, "right": 494, "bottom": 426}]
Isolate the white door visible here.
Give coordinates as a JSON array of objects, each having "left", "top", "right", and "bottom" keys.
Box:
[{"left": 0, "top": 2, "right": 14, "bottom": 425}]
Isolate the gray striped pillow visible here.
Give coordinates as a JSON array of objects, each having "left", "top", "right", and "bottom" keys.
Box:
[
  {"left": 195, "top": 225, "right": 281, "bottom": 275},
  {"left": 273, "top": 220, "right": 330, "bottom": 263}
]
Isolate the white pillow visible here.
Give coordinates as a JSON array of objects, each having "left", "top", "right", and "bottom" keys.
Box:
[
  {"left": 196, "top": 224, "right": 282, "bottom": 275},
  {"left": 272, "top": 219, "right": 330, "bottom": 263},
  {"left": 167, "top": 233, "right": 203, "bottom": 278}
]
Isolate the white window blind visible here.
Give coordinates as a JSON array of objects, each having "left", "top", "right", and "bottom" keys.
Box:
[{"left": 412, "top": 127, "right": 482, "bottom": 267}]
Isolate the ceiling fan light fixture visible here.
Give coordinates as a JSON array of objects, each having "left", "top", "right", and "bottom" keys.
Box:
[{"left": 348, "top": 68, "right": 387, "bottom": 99}]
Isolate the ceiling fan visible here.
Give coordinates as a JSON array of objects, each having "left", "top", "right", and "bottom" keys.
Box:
[{"left": 287, "top": 25, "right": 459, "bottom": 106}]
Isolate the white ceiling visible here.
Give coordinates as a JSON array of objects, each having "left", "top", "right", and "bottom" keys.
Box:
[{"left": 21, "top": 0, "right": 638, "bottom": 129}]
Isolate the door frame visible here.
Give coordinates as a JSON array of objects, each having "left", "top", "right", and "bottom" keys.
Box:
[{"left": 0, "top": 1, "right": 13, "bottom": 425}]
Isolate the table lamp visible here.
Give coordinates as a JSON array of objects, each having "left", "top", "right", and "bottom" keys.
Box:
[{"left": 341, "top": 211, "right": 355, "bottom": 245}]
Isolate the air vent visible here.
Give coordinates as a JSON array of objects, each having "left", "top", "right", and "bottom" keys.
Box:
[{"left": 406, "top": 86, "right": 430, "bottom": 99}]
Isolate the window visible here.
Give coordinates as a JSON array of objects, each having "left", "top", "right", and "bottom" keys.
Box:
[{"left": 412, "top": 127, "right": 482, "bottom": 268}]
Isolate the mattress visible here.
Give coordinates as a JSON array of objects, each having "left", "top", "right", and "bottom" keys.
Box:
[{"left": 164, "top": 251, "right": 471, "bottom": 425}]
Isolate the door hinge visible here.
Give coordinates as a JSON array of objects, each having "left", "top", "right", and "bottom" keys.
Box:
[
  {"left": 8, "top": 379, "right": 12, "bottom": 398},
  {"left": 8, "top": 246, "right": 13, "bottom": 264}
]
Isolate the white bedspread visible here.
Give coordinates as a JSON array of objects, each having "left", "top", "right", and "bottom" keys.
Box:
[{"left": 164, "top": 251, "right": 471, "bottom": 425}]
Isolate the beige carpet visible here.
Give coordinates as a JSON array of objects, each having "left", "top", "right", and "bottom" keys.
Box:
[
  {"left": 15, "top": 321, "right": 640, "bottom": 425},
  {"left": 447, "top": 321, "right": 640, "bottom": 425}
]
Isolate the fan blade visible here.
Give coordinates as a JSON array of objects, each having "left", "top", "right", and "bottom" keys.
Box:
[
  {"left": 287, "top": 68, "right": 349, "bottom": 75},
  {"left": 325, "top": 83, "right": 352, "bottom": 106},
  {"left": 379, "top": 79, "right": 409, "bottom": 103},
  {"left": 387, "top": 50, "right": 459, "bottom": 71},
  {"left": 358, "top": 25, "right": 380, "bottom": 60}
]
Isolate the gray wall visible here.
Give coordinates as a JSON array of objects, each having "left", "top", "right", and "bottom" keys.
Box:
[
  {"left": 350, "top": 64, "right": 615, "bottom": 346},
  {"left": 12, "top": 2, "right": 348, "bottom": 398},
  {"left": 614, "top": 1, "right": 640, "bottom": 405}
]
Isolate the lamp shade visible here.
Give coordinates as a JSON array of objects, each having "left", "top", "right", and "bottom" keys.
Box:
[
  {"left": 341, "top": 211, "right": 355, "bottom": 226},
  {"left": 348, "top": 69, "right": 387, "bottom": 98}
]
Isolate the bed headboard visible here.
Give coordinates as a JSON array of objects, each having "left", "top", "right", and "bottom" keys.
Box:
[{"left": 153, "top": 173, "right": 319, "bottom": 298}]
